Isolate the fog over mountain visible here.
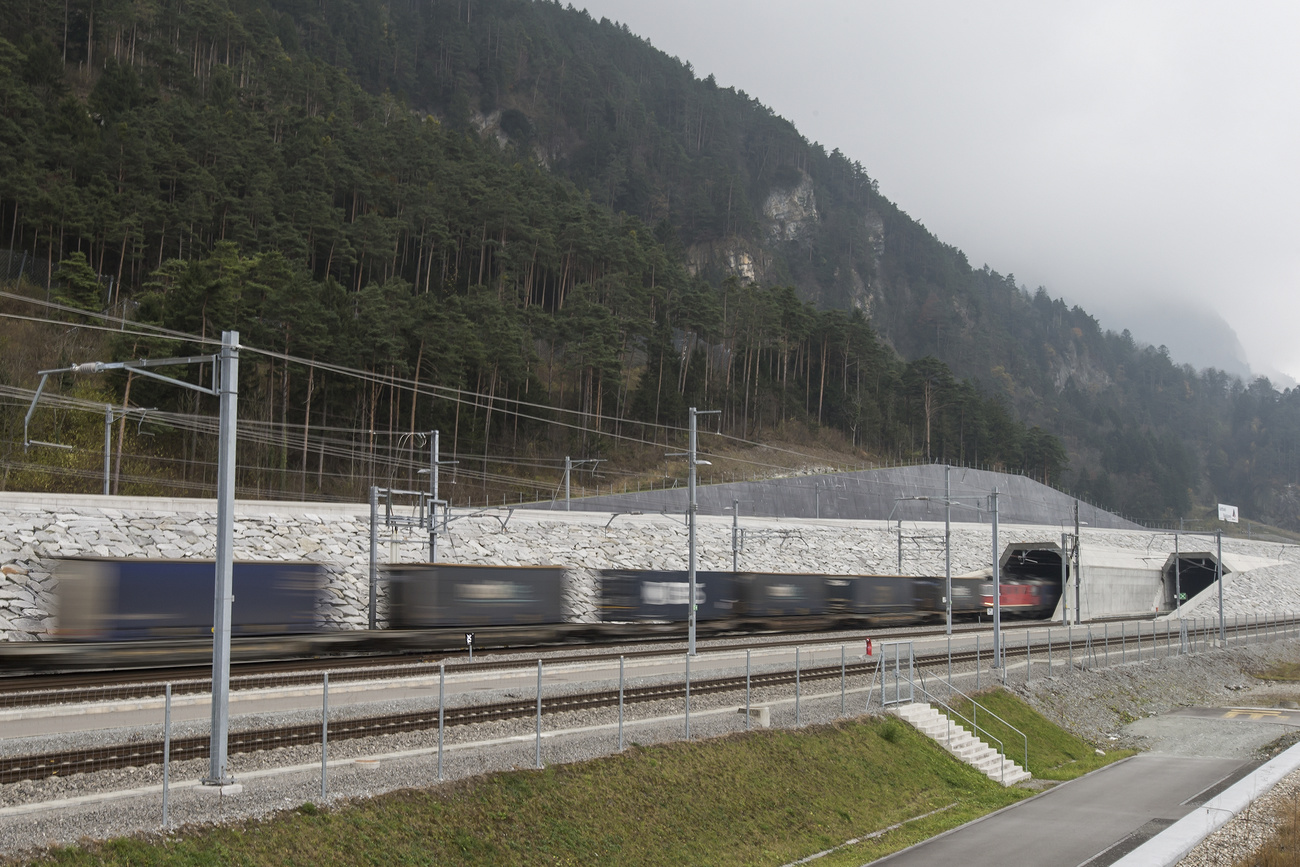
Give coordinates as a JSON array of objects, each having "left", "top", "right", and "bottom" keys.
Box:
[
  {"left": 577, "top": 0, "right": 1300, "bottom": 386},
  {"left": 1086, "top": 300, "right": 1259, "bottom": 383}
]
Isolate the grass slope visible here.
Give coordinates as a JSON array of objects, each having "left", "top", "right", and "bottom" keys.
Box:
[
  {"left": 25, "top": 718, "right": 1028, "bottom": 867},
  {"left": 942, "top": 689, "right": 1135, "bottom": 781}
]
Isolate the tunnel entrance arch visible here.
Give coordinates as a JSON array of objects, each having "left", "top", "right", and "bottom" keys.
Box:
[
  {"left": 1161, "top": 553, "right": 1223, "bottom": 611},
  {"left": 996, "top": 543, "right": 1067, "bottom": 619}
]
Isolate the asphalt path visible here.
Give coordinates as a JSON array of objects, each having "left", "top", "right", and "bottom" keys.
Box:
[{"left": 872, "top": 705, "right": 1300, "bottom": 867}]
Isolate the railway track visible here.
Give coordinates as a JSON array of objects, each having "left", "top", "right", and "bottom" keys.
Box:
[
  {"left": 4, "top": 616, "right": 1246, "bottom": 785},
  {"left": 1, "top": 611, "right": 1268, "bottom": 787},
  {"left": 0, "top": 639, "right": 866, "bottom": 710},
  {"left": 0, "top": 616, "right": 1138, "bottom": 707}
]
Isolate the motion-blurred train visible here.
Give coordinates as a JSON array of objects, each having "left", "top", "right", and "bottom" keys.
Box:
[{"left": 47, "top": 557, "right": 1061, "bottom": 644}]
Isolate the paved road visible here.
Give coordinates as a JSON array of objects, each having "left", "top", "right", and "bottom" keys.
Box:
[
  {"left": 873, "top": 706, "right": 1300, "bottom": 867},
  {"left": 872, "top": 754, "right": 1245, "bottom": 867}
]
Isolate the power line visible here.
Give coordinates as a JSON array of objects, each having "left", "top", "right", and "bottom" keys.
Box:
[{"left": 0, "top": 297, "right": 861, "bottom": 477}]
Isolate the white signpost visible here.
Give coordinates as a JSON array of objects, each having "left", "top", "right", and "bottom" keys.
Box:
[{"left": 1218, "top": 503, "right": 1239, "bottom": 523}]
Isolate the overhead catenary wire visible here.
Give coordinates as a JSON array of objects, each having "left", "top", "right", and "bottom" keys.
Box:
[
  {"left": 4, "top": 290, "right": 847, "bottom": 472},
  {"left": 0, "top": 297, "right": 867, "bottom": 483},
  {"left": 0, "top": 289, "right": 1100, "bottom": 500}
]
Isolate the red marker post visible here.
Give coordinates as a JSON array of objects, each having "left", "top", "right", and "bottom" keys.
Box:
[{"left": 865, "top": 638, "right": 873, "bottom": 656}]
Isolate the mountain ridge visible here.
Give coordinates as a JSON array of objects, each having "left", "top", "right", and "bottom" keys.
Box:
[{"left": 1, "top": 0, "right": 1299, "bottom": 530}]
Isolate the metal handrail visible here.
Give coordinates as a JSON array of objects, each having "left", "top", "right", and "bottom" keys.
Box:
[
  {"left": 907, "top": 670, "right": 1028, "bottom": 779},
  {"left": 910, "top": 675, "right": 1008, "bottom": 783}
]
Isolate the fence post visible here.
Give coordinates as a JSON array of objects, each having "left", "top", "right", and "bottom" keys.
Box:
[
  {"left": 436, "top": 663, "right": 445, "bottom": 780},
  {"left": 686, "top": 651, "right": 696, "bottom": 738},
  {"left": 976, "top": 634, "right": 981, "bottom": 690},
  {"left": 746, "top": 650, "right": 752, "bottom": 730},
  {"left": 1026, "top": 630, "right": 1032, "bottom": 682},
  {"left": 618, "top": 656, "right": 625, "bottom": 751},
  {"left": 535, "top": 660, "right": 543, "bottom": 769},
  {"left": 840, "top": 645, "right": 846, "bottom": 716},
  {"left": 321, "top": 672, "right": 329, "bottom": 799},
  {"left": 795, "top": 647, "right": 802, "bottom": 727},
  {"left": 162, "top": 683, "right": 171, "bottom": 829}
]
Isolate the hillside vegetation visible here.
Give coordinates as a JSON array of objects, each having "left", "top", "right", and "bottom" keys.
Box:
[{"left": 1, "top": 0, "right": 1299, "bottom": 526}]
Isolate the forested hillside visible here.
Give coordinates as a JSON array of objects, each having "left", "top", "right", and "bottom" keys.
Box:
[{"left": 0, "top": 0, "right": 1297, "bottom": 527}]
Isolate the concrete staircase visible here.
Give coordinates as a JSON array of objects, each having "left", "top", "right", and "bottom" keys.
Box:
[{"left": 892, "top": 702, "right": 1031, "bottom": 786}]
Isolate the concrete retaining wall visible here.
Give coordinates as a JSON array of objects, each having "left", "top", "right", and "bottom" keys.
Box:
[{"left": 2, "top": 492, "right": 1298, "bottom": 641}]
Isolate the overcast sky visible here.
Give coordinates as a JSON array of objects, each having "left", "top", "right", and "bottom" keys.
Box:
[{"left": 577, "top": 0, "right": 1297, "bottom": 385}]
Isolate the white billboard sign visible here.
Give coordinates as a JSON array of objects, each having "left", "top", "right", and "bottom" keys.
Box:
[{"left": 1218, "top": 503, "right": 1239, "bottom": 523}]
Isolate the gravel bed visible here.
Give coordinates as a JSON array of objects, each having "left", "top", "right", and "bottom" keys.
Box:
[
  {"left": 1177, "top": 767, "right": 1300, "bottom": 866},
  {"left": 1012, "top": 639, "right": 1300, "bottom": 750},
  {"left": 3, "top": 632, "right": 1299, "bottom": 863}
]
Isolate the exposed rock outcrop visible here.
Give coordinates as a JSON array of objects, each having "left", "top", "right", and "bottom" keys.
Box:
[{"left": 763, "top": 173, "right": 818, "bottom": 242}]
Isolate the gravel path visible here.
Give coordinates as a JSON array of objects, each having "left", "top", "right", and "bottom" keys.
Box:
[{"left": 3, "top": 634, "right": 1300, "bottom": 864}]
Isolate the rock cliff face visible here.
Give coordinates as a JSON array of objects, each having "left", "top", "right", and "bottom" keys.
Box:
[
  {"left": 684, "top": 174, "right": 877, "bottom": 303},
  {"left": 763, "top": 173, "right": 818, "bottom": 242},
  {"left": 683, "top": 238, "right": 770, "bottom": 282},
  {"left": 1050, "top": 341, "right": 1112, "bottom": 393}
]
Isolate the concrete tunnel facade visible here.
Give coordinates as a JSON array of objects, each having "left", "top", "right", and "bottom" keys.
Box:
[{"left": 993, "top": 543, "right": 1233, "bottom": 621}]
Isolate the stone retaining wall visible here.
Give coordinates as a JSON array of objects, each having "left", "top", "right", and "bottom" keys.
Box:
[{"left": 2, "top": 493, "right": 1298, "bottom": 640}]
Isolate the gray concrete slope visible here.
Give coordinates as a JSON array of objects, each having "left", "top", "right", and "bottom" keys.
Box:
[{"left": 522, "top": 464, "right": 1141, "bottom": 529}]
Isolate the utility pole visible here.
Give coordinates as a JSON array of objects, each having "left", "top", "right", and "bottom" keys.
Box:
[
  {"left": 23, "top": 333, "right": 241, "bottom": 787},
  {"left": 429, "top": 430, "right": 439, "bottom": 563},
  {"left": 687, "top": 409, "right": 700, "bottom": 656},
  {"left": 1217, "top": 529, "right": 1225, "bottom": 642},
  {"left": 102, "top": 405, "right": 113, "bottom": 495},
  {"left": 368, "top": 486, "right": 378, "bottom": 629},
  {"left": 560, "top": 456, "right": 603, "bottom": 510},
  {"left": 992, "top": 488, "right": 1002, "bottom": 669},
  {"left": 675, "top": 407, "right": 717, "bottom": 656},
  {"left": 206, "top": 330, "right": 239, "bottom": 787},
  {"left": 896, "top": 520, "right": 903, "bottom": 572},
  {"left": 944, "top": 465, "right": 952, "bottom": 635},
  {"left": 1060, "top": 532, "right": 1069, "bottom": 627},
  {"left": 1174, "top": 532, "right": 1181, "bottom": 618},
  {"left": 1073, "top": 499, "right": 1082, "bottom": 625},
  {"left": 731, "top": 497, "right": 739, "bottom": 573}
]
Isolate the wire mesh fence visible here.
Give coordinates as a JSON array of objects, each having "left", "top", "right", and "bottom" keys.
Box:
[{"left": 0, "top": 610, "right": 1296, "bottom": 828}]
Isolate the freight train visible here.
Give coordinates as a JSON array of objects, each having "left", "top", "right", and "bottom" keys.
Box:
[
  {"left": 0, "top": 558, "right": 1061, "bottom": 669},
  {"left": 56, "top": 558, "right": 323, "bottom": 640}
]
